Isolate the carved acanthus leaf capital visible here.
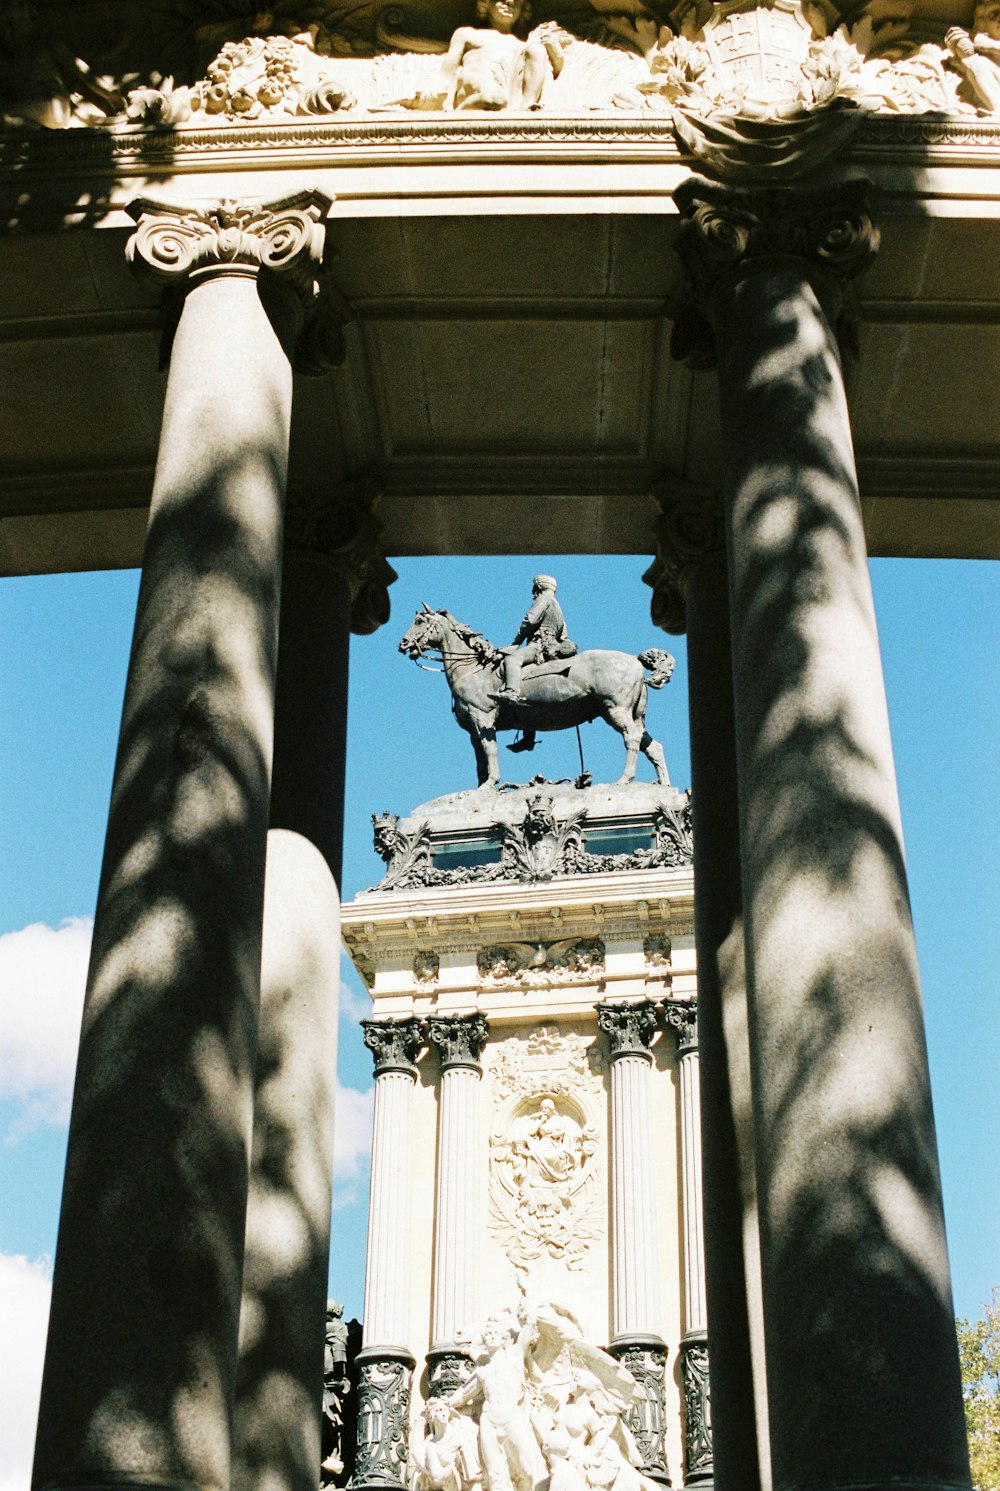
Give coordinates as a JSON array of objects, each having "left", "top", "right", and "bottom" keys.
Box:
[
  {"left": 284, "top": 482, "right": 398, "bottom": 635},
  {"left": 670, "top": 177, "right": 879, "bottom": 367},
  {"left": 126, "top": 190, "right": 332, "bottom": 302},
  {"left": 643, "top": 486, "right": 725, "bottom": 635},
  {"left": 362, "top": 1017, "right": 423, "bottom": 1076},
  {"left": 597, "top": 1000, "right": 658, "bottom": 1059},
  {"left": 662, "top": 998, "right": 698, "bottom": 1054},
  {"left": 427, "top": 1012, "right": 489, "bottom": 1070}
]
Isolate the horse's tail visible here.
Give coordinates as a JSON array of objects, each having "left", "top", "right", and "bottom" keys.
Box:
[{"left": 638, "top": 647, "right": 676, "bottom": 690}]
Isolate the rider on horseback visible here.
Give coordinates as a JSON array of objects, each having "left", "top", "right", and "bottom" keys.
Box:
[{"left": 496, "top": 574, "right": 577, "bottom": 705}]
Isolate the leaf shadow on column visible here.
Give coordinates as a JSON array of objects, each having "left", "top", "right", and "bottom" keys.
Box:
[
  {"left": 721, "top": 276, "right": 969, "bottom": 1488},
  {"left": 35, "top": 418, "right": 288, "bottom": 1488}
]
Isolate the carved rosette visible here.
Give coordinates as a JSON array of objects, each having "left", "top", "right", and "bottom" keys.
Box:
[
  {"left": 284, "top": 484, "right": 398, "bottom": 635},
  {"left": 671, "top": 177, "right": 879, "bottom": 367},
  {"left": 362, "top": 1017, "right": 423, "bottom": 1077},
  {"left": 352, "top": 1347, "right": 414, "bottom": 1489},
  {"left": 597, "top": 1000, "right": 658, "bottom": 1061},
  {"left": 427, "top": 1012, "right": 489, "bottom": 1071},
  {"left": 680, "top": 1334, "right": 714, "bottom": 1483},
  {"left": 643, "top": 490, "right": 725, "bottom": 636},
  {"left": 425, "top": 1347, "right": 474, "bottom": 1399},
  {"left": 413, "top": 950, "right": 440, "bottom": 987},
  {"left": 611, "top": 1340, "right": 671, "bottom": 1485},
  {"left": 662, "top": 998, "right": 698, "bottom": 1055}
]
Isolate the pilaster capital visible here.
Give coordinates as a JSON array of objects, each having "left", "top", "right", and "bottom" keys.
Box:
[
  {"left": 126, "top": 190, "right": 332, "bottom": 302},
  {"left": 670, "top": 176, "right": 879, "bottom": 367},
  {"left": 643, "top": 484, "right": 725, "bottom": 636},
  {"left": 426, "top": 1012, "right": 489, "bottom": 1072},
  {"left": 662, "top": 998, "right": 698, "bottom": 1056},
  {"left": 597, "top": 1000, "right": 658, "bottom": 1061},
  {"left": 362, "top": 1017, "right": 423, "bottom": 1078},
  {"left": 284, "top": 481, "right": 398, "bottom": 635}
]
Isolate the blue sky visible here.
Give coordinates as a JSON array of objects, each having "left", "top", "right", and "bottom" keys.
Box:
[{"left": 0, "top": 553, "right": 997, "bottom": 1489}]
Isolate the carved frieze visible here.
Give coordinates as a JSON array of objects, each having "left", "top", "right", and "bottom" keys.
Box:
[
  {"left": 642, "top": 934, "right": 672, "bottom": 972},
  {"left": 487, "top": 1026, "right": 605, "bottom": 1275},
  {"left": 10, "top": 0, "right": 1000, "bottom": 175},
  {"left": 477, "top": 936, "right": 605, "bottom": 986},
  {"left": 368, "top": 791, "right": 693, "bottom": 892}
]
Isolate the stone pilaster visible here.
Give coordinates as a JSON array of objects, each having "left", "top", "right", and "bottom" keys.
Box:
[
  {"left": 597, "top": 1001, "right": 668, "bottom": 1483},
  {"left": 426, "top": 1013, "right": 488, "bottom": 1392},
  {"left": 32, "top": 193, "right": 330, "bottom": 1491},
  {"left": 356, "top": 1019, "right": 422, "bottom": 1491},
  {"left": 672, "top": 176, "right": 971, "bottom": 1491}
]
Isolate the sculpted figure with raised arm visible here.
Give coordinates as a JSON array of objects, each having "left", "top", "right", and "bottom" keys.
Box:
[{"left": 441, "top": 0, "right": 565, "bottom": 111}]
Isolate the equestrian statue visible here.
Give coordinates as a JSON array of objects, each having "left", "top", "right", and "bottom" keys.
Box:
[{"left": 399, "top": 575, "right": 675, "bottom": 788}]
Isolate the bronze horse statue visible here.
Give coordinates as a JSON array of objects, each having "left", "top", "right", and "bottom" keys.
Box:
[{"left": 399, "top": 605, "right": 675, "bottom": 788}]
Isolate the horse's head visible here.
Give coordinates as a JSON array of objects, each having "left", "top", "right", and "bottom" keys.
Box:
[{"left": 399, "top": 605, "right": 445, "bottom": 660}]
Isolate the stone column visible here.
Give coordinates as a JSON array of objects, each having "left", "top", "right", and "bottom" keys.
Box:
[
  {"left": 673, "top": 176, "right": 971, "bottom": 1491},
  {"left": 355, "top": 1018, "right": 423, "bottom": 1490},
  {"left": 663, "top": 999, "right": 713, "bottom": 1488},
  {"left": 234, "top": 487, "right": 397, "bottom": 1491},
  {"left": 646, "top": 495, "right": 763, "bottom": 1491},
  {"left": 597, "top": 1001, "right": 669, "bottom": 1485},
  {"left": 32, "top": 192, "right": 330, "bottom": 1491},
  {"left": 426, "top": 1012, "right": 489, "bottom": 1396}
]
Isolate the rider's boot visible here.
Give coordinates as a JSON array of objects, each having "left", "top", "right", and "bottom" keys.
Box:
[
  {"left": 494, "top": 687, "right": 525, "bottom": 704},
  {"left": 508, "top": 731, "right": 536, "bottom": 754}
]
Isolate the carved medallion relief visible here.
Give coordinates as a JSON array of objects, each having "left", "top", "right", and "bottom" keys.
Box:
[{"left": 487, "top": 1025, "right": 606, "bottom": 1277}]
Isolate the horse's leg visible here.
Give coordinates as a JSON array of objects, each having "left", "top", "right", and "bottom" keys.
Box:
[
  {"left": 471, "top": 731, "right": 490, "bottom": 787},
  {"left": 468, "top": 709, "right": 501, "bottom": 786},
  {"left": 604, "top": 704, "right": 643, "bottom": 784},
  {"left": 640, "top": 730, "right": 671, "bottom": 786}
]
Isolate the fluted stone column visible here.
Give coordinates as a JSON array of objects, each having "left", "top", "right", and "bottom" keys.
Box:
[
  {"left": 234, "top": 488, "right": 396, "bottom": 1491},
  {"left": 646, "top": 497, "right": 762, "bottom": 1491},
  {"left": 355, "top": 1018, "right": 422, "bottom": 1489},
  {"left": 32, "top": 192, "right": 330, "bottom": 1491},
  {"left": 673, "top": 176, "right": 971, "bottom": 1491},
  {"left": 663, "top": 1000, "right": 713, "bottom": 1488},
  {"left": 597, "top": 1001, "right": 669, "bottom": 1485},
  {"left": 426, "top": 1012, "right": 489, "bottom": 1396}
]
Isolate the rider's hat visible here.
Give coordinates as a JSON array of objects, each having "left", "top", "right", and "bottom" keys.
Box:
[{"left": 532, "top": 573, "right": 557, "bottom": 591}]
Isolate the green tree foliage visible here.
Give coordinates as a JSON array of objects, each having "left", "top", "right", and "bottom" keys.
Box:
[{"left": 957, "top": 1288, "right": 1000, "bottom": 1491}]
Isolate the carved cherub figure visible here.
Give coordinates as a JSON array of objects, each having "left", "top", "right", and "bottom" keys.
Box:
[
  {"left": 946, "top": 1, "right": 1000, "bottom": 111},
  {"left": 442, "top": 0, "right": 566, "bottom": 110}
]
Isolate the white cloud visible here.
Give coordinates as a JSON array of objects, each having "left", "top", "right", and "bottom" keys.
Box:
[
  {"left": 0, "top": 920, "right": 91, "bottom": 1138},
  {"left": 0, "top": 1253, "right": 51, "bottom": 1491},
  {"left": 333, "top": 1083, "right": 373, "bottom": 1188}
]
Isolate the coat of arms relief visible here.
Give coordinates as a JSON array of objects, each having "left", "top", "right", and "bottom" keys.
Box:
[
  {"left": 10, "top": 0, "right": 1000, "bottom": 158},
  {"left": 487, "top": 1025, "right": 606, "bottom": 1277}
]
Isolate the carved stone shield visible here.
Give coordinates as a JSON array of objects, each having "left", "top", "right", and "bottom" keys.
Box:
[{"left": 702, "top": 0, "right": 816, "bottom": 104}]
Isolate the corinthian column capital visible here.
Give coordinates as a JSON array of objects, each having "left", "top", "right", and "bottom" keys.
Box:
[
  {"left": 284, "top": 481, "right": 398, "bottom": 635},
  {"left": 598, "top": 1000, "right": 658, "bottom": 1061},
  {"left": 643, "top": 485, "right": 725, "bottom": 636},
  {"left": 670, "top": 177, "right": 879, "bottom": 367},
  {"left": 362, "top": 1017, "right": 423, "bottom": 1077},
  {"left": 126, "top": 190, "right": 332, "bottom": 300},
  {"left": 427, "top": 1012, "right": 489, "bottom": 1071}
]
